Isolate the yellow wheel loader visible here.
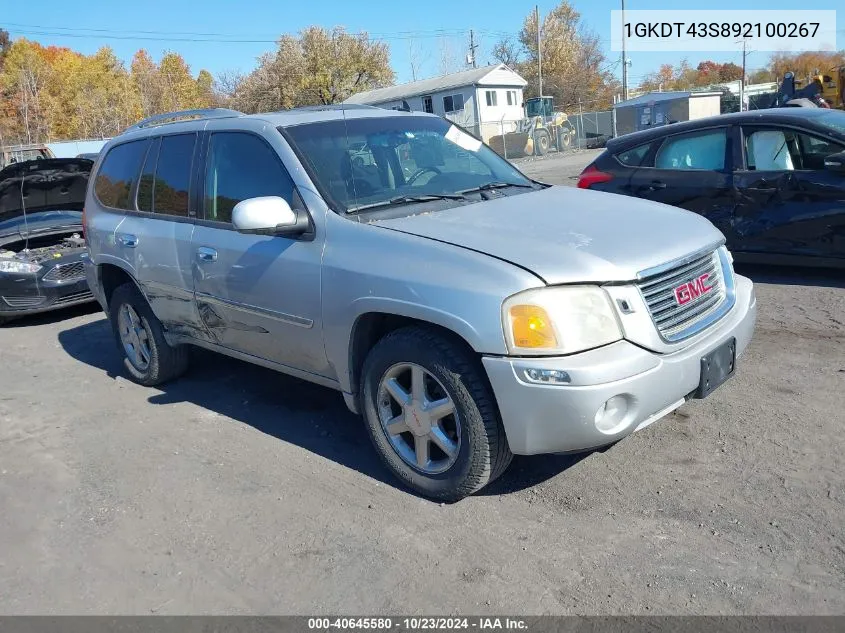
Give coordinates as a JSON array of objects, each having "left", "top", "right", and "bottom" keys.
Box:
[
  {"left": 488, "top": 96, "right": 576, "bottom": 159},
  {"left": 774, "top": 68, "right": 845, "bottom": 109}
]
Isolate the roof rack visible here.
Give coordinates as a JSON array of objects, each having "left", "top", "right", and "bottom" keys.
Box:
[
  {"left": 282, "top": 104, "right": 380, "bottom": 113},
  {"left": 122, "top": 108, "right": 243, "bottom": 134}
]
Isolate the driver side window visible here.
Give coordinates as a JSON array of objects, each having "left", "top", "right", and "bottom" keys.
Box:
[
  {"left": 743, "top": 127, "right": 844, "bottom": 171},
  {"left": 204, "top": 132, "right": 296, "bottom": 224}
]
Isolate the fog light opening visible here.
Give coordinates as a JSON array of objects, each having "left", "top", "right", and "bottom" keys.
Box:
[
  {"left": 523, "top": 368, "right": 571, "bottom": 385},
  {"left": 594, "top": 395, "right": 632, "bottom": 434}
]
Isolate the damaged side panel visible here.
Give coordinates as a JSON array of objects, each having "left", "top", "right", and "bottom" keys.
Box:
[{"left": 731, "top": 170, "right": 845, "bottom": 260}]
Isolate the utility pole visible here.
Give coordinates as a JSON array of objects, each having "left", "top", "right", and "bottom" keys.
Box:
[
  {"left": 737, "top": 37, "right": 750, "bottom": 111},
  {"left": 536, "top": 5, "right": 543, "bottom": 99},
  {"left": 621, "top": 0, "right": 628, "bottom": 101},
  {"left": 468, "top": 30, "right": 478, "bottom": 68}
]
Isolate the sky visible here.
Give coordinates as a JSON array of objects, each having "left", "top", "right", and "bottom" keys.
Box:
[{"left": 3, "top": 0, "right": 843, "bottom": 92}]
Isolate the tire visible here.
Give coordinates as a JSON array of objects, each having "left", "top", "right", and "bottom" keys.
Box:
[
  {"left": 360, "top": 326, "right": 513, "bottom": 502},
  {"left": 534, "top": 130, "right": 551, "bottom": 155},
  {"left": 108, "top": 282, "right": 189, "bottom": 386},
  {"left": 559, "top": 126, "right": 573, "bottom": 148}
]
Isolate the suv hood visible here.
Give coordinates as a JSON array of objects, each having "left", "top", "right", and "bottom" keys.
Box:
[
  {"left": 0, "top": 158, "right": 91, "bottom": 238},
  {"left": 372, "top": 186, "right": 725, "bottom": 284}
]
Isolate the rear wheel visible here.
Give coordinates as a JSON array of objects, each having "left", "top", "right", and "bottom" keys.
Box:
[
  {"left": 109, "top": 282, "right": 188, "bottom": 386},
  {"left": 360, "top": 327, "right": 512, "bottom": 501},
  {"left": 558, "top": 125, "right": 573, "bottom": 148},
  {"left": 534, "top": 129, "right": 551, "bottom": 155}
]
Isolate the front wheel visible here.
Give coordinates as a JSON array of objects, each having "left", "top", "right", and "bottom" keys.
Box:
[
  {"left": 360, "top": 327, "right": 512, "bottom": 501},
  {"left": 109, "top": 282, "right": 189, "bottom": 386},
  {"left": 534, "top": 130, "right": 551, "bottom": 155}
]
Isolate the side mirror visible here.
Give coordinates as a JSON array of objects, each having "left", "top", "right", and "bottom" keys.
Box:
[
  {"left": 824, "top": 151, "right": 845, "bottom": 174},
  {"left": 231, "top": 196, "right": 308, "bottom": 236}
]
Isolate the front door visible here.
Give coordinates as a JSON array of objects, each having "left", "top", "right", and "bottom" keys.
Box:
[
  {"left": 732, "top": 125, "right": 845, "bottom": 260},
  {"left": 190, "top": 128, "right": 329, "bottom": 378},
  {"left": 627, "top": 126, "right": 736, "bottom": 241}
]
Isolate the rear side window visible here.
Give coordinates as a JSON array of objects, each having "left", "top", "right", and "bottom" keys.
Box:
[
  {"left": 615, "top": 143, "right": 653, "bottom": 167},
  {"left": 654, "top": 129, "right": 727, "bottom": 171},
  {"left": 136, "top": 137, "right": 161, "bottom": 212},
  {"left": 204, "top": 132, "right": 296, "bottom": 224},
  {"left": 94, "top": 140, "right": 148, "bottom": 209},
  {"left": 152, "top": 134, "right": 196, "bottom": 216}
]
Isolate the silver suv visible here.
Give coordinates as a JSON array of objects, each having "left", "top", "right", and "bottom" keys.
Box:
[{"left": 84, "top": 106, "right": 756, "bottom": 501}]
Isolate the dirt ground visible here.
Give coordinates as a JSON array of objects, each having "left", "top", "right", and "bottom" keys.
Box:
[{"left": 1, "top": 150, "right": 843, "bottom": 615}]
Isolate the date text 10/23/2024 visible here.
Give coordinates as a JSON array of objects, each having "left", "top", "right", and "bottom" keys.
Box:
[{"left": 307, "top": 618, "right": 528, "bottom": 631}]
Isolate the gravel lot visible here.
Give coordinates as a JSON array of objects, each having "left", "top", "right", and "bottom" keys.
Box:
[{"left": 1, "top": 149, "right": 843, "bottom": 615}]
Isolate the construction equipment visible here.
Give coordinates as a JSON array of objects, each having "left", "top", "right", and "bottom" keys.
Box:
[
  {"left": 488, "top": 96, "right": 576, "bottom": 158},
  {"left": 771, "top": 68, "right": 845, "bottom": 109}
]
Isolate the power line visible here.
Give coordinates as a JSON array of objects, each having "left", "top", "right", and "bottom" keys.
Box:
[{"left": 3, "top": 23, "right": 490, "bottom": 43}]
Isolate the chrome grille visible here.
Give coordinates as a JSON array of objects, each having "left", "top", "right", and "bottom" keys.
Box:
[
  {"left": 637, "top": 250, "right": 728, "bottom": 341},
  {"left": 43, "top": 261, "right": 86, "bottom": 282}
]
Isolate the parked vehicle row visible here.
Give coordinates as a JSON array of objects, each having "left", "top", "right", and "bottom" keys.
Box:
[
  {"left": 578, "top": 108, "right": 845, "bottom": 268},
  {"left": 79, "top": 105, "right": 756, "bottom": 500}
]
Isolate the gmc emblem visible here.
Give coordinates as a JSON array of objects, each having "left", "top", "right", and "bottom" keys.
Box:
[{"left": 674, "top": 273, "right": 714, "bottom": 306}]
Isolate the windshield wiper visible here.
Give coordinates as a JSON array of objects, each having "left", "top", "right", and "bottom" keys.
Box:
[
  {"left": 346, "top": 193, "right": 466, "bottom": 213},
  {"left": 458, "top": 181, "right": 535, "bottom": 195}
]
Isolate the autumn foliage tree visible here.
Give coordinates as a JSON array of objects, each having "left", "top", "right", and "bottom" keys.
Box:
[
  {"left": 493, "top": 1, "right": 619, "bottom": 111},
  {"left": 0, "top": 39, "right": 215, "bottom": 145},
  {"left": 635, "top": 51, "right": 845, "bottom": 94},
  {"left": 231, "top": 27, "right": 394, "bottom": 112}
]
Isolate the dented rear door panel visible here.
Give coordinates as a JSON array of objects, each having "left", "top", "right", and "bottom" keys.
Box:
[{"left": 732, "top": 125, "right": 845, "bottom": 260}]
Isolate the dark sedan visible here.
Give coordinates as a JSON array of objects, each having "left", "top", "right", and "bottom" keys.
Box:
[
  {"left": 578, "top": 108, "right": 845, "bottom": 268},
  {"left": 0, "top": 158, "right": 94, "bottom": 324}
]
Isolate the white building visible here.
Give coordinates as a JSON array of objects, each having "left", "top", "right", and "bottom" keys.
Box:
[
  {"left": 719, "top": 79, "right": 779, "bottom": 97},
  {"left": 344, "top": 64, "right": 528, "bottom": 142}
]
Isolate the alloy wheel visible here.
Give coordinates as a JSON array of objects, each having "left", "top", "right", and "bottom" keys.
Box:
[
  {"left": 376, "top": 362, "right": 461, "bottom": 475},
  {"left": 118, "top": 303, "right": 152, "bottom": 371}
]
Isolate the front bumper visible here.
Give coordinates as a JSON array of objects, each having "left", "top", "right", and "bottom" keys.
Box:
[
  {"left": 0, "top": 253, "right": 94, "bottom": 318},
  {"left": 483, "top": 274, "right": 757, "bottom": 455}
]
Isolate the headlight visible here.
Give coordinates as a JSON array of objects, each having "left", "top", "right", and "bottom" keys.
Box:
[
  {"left": 0, "top": 259, "right": 42, "bottom": 274},
  {"left": 502, "top": 286, "right": 622, "bottom": 356}
]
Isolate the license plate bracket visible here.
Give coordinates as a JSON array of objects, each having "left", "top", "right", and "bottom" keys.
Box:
[{"left": 695, "top": 337, "right": 736, "bottom": 399}]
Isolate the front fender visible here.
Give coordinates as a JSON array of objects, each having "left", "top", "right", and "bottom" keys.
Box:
[{"left": 320, "top": 213, "right": 544, "bottom": 395}]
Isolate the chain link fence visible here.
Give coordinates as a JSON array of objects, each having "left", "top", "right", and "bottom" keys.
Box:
[{"left": 463, "top": 109, "right": 617, "bottom": 160}]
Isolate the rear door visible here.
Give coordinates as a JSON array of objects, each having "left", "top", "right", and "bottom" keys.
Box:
[
  {"left": 113, "top": 132, "right": 205, "bottom": 337},
  {"left": 732, "top": 125, "right": 845, "bottom": 260},
  {"left": 626, "top": 127, "right": 736, "bottom": 241}
]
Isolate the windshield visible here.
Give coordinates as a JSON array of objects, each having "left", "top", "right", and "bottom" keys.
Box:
[
  {"left": 283, "top": 115, "right": 534, "bottom": 213},
  {"left": 816, "top": 110, "right": 845, "bottom": 136}
]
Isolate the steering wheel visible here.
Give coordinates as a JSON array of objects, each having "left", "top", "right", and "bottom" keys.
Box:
[{"left": 406, "top": 166, "right": 441, "bottom": 186}]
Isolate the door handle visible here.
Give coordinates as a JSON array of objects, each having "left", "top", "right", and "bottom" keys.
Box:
[
  {"left": 116, "top": 233, "right": 138, "bottom": 248},
  {"left": 636, "top": 181, "right": 666, "bottom": 194},
  {"left": 197, "top": 246, "right": 218, "bottom": 262}
]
